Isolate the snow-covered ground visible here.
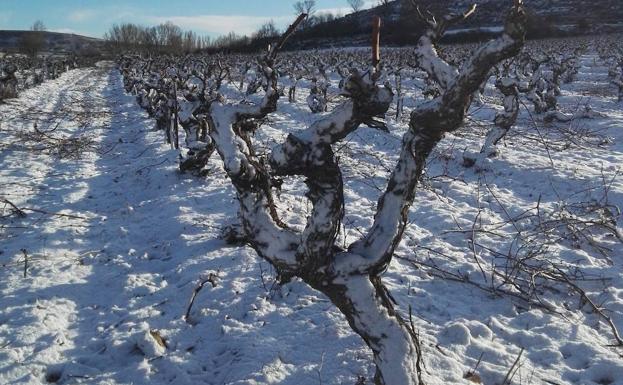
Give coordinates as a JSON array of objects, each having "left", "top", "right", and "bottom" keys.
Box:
[{"left": 0, "top": 55, "right": 622, "bottom": 385}]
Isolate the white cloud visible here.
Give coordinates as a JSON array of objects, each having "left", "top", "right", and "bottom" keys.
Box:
[
  {"left": 147, "top": 14, "right": 292, "bottom": 36},
  {"left": 68, "top": 9, "right": 99, "bottom": 23},
  {"left": 319, "top": 0, "right": 376, "bottom": 15},
  {"left": 316, "top": 7, "right": 351, "bottom": 16}
]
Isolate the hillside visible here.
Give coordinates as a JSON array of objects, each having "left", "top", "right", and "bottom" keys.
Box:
[
  {"left": 348, "top": 0, "right": 623, "bottom": 32},
  {"left": 289, "top": 0, "right": 623, "bottom": 48},
  {"left": 0, "top": 30, "right": 103, "bottom": 54}
]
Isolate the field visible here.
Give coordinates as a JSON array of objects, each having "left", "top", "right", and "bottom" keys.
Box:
[{"left": 1, "top": 16, "right": 623, "bottom": 385}]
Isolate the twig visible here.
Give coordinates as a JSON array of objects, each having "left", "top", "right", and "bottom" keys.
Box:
[
  {"left": 259, "top": 261, "right": 271, "bottom": 293},
  {"left": 408, "top": 305, "right": 426, "bottom": 385},
  {"left": 464, "top": 351, "right": 484, "bottom": 382},
  {"left": 553, "top": 266, "right": 623, "bottom": 346},
  {"left": 470, "top": 178, "right": 488, "bottom": 282},
  {"left": 1, "top": 198, "right": 27, "bottom": 218},
  {"left": 21, "top": 249, "right": 28, "bottom": 278},
  {"left": 502, "top": 348, "right": 524, "bottom": 385},
  {"left": 135, "top": 159, "right": 168, "bottom": 174},
  {"left": 21, "top": 207, "right": 89, "bottom": 220},
  {"left": 316, "top": 352, "right": 325, "bottom": 385},
  {"left": 184, "top": 272, "right": 218, "bottom": 323},
  {"left": 269, "top": 13, "right": 308, "bottom": 59},
  {"left": 520, "top": 99, "right": 555, "bottom": 168}
]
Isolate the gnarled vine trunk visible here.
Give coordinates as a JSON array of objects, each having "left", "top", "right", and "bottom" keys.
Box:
[{"left": 206, "top": 3, "right": 527, "bottom": 384}]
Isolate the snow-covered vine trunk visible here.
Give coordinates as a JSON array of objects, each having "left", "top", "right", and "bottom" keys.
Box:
[
  {"left": 205, "top": 3, "right": 526, "bottom": 384},
  {"left": 267, "top": 74, "right": 420, "bottom": 384},
  {"left": 0, "top": 65, "right": 18, "bottom": 100},
  {"left": 479, "top": 76, "right": 520, "bottom": 158},
  {"left": 314, "top": 276, "right": 421, "bottom": 385},
  {"left": 611, "top": 68, "right": 623, "bottom": 101}
]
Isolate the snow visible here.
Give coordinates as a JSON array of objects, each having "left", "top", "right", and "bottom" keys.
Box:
[{"left": 0, "top": 51, "right": 622, "bottom": 385}]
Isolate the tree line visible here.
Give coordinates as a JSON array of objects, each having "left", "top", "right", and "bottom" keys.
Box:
[
  {"left": 104, "top": 22, "right": 213, "bottom": 54},
  {"left": 103, "top": 0, "right": 369, "bottom": 54}
]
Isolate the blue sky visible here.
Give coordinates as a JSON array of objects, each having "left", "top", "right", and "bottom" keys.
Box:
[{"left": 0, "top": 0, "right": 376, "bottom": 38}]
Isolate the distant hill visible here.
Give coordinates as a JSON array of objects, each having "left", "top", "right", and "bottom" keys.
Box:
[
  {"left": 286, "top": 0, "right": 623, "bottom": 49},
  {"left": 0, "top": 30, "right": 104, "bottom": 54}
]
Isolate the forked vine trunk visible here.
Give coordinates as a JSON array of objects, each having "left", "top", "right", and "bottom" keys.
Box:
[{"left": 206, "top": 3, "right": 527, "bottom": 384}]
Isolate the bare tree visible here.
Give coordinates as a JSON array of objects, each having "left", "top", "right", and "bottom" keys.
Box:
[
  {"left": 254, "top": 20, "right": 280, "bottom": 39},
  {"left": 31, "top": 20, "right": 46, "bottom": 32},
  {"left": 104, "top": 22, "right": 204, "bottom": 53},
  {"left": 348, "top": 0, "right": 365, "bottom": 13},
  {"left": 293, "top": 0, "right": 316, "bottom": 15},
  {"left": 18, "top": 21, "right": 47, "bottom": 57},
  {"left": 203, "top": 2, "right": 527, "bottom": 384},
  {"left": 294, "top": 0, "right": 317, "bottom": 26}
]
